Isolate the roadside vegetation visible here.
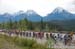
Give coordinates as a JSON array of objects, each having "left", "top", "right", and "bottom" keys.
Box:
[{"left": 0, "top": 34, "right": 53, "bottom": 49}]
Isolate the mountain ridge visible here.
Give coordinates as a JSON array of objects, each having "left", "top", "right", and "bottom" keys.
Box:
[{"left": 0, "top": 7, "right": 75, "bottom": 22}]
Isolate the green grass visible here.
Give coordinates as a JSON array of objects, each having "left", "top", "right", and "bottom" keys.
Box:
[
  {"left": 0, "top": 34, "right": 53, "bottom": 49},
  {"left": 0, "top": 35, "right": 21, "bottom": 49}
]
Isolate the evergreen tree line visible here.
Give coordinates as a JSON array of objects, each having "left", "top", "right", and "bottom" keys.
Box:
[{"left": 0, "top": 18, "right": 61, "bottom": 32}]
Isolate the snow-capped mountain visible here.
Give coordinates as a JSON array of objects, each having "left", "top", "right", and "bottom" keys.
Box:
[
  {"left": 26, "top": 10, "right": 36, "bottom": 16},
  {"left": 52, "top": 7, "right": 65, "bottom": 13},
  {"left": 14, "top": 10, "right": 42, "bottom": 22},
  {"left": 25, "top": 10, "right": 42, "bottom": 22},
  {"left": 0, "top": 13, "right": 14, "bottom": 22},
  {"left": 0, "top": 10, "right": 42, "bottom": 22},
  {"left": 0, "top": 7, "right": 75, "bottom": 22},
  {"left": 43, "top": 7, "right": 75, "bottom": 21}
]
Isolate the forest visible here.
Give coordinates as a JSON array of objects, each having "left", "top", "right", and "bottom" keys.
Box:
[{"left": 0, "top": 18, "right": 75, "bottom": 32}]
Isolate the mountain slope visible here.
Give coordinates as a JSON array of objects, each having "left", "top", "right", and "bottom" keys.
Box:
[
  {"left": 14, "top": 10, "right": 42, "bottom": 22},
  {"left": 25, "top": 10, "right": 42, "bottom": 22},
  {"left": 43, "top": 7, "right": 75, "bottom": 21},
  {"left": 0, "top": 7, "right": 75, "bottom": 22},
  {"left": 0, "top": 10, "right": 42, "bottom": 22},
  {"left": 0, "top": 13, "right": 14, "bottom": 22}
]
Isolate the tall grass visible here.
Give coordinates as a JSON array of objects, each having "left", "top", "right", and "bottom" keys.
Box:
[{"left": 0, "top": 34, "right": 54, "bottom": 49}]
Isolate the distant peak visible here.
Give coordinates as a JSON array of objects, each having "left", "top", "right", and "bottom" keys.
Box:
[
  {"left": 53, "top": 7, "right": 65, "bottom": 13},
  {"left": 14, "top": 10, "right": 25, "bottom": 16},
  {"left": 17, "top": 10, "right": 25, "bottom": 14},
  {"left": 3, "top": 13, "right": 10, "bottom": 15},
  {"left": 26, "top": 10, "right": 36, "bottom": 15},
  {"left": 56, "top": 7, "right": 64, "bottom": 10}
]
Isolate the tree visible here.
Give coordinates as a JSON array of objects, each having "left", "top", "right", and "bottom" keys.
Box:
[
  {"left": 7, "top": 18, "right": 13, "bottom": 30},
  {"left": 13, "top": 20, "right": 18, "bottom": 29},
  {"left": 40, "top": 17, "right": 44, "bottom": 31}
]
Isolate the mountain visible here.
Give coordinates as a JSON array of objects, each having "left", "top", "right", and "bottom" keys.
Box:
[
  {"left": 14, "top": 10, "right": 42, "bottom": 22},
  {"left": 0, "top": 13, "right": 14, "bottom": 22},
  {"left": 14, "top": 11, "right": 26, "bottom": 21},
  {"left": 0, "top": 10, "right": 42, "bottom": 22},
  {"left": 43, "top": 7, "right": 75, "bottom": 21},
  {"left": 0, "top": 7, "right": 75, "bottom": 22},
  {"left": 25, "top": 10, "right": 42, "bottom": 22}
]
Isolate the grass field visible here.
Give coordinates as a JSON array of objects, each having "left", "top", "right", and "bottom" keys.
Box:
[{"left": 0, "top": 34, "right": 53, "bottom": 49}]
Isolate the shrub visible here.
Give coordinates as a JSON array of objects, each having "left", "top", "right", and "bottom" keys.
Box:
[{"left": 14, "top": 38, "right": 36, "bottom": 47}]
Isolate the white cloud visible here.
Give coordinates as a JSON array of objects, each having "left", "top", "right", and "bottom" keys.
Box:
[
  {"left": 0, "top": 0, "right": 75, "bottom": 16},
  {"left": 65, "top": 0, "right": 75, "bottom": 13}
]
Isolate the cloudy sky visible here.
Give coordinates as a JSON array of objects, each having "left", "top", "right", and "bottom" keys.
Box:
[{"left": 0, "top": 0, "right": 75, "bottom": 16}]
